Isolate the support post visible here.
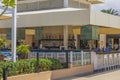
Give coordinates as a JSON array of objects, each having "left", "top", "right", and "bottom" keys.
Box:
[
  {"left": 64, "top": 26, "right": 68, "bottom": 50},
  {"left": 3, "top": 67, "right": 7, "bottom": 80},
  {"left": 64, "top": 0, "right": 68, "bottom": 8},
  {"left": 69, "top": 51, "right": 73, "bottom": 68},
  {"left": 66, "top": 51, "right": 69, "bottom": 68},
  {"left": 81, "top": 50, "right": 84, "bottom": 66},
  {"left": 12, "top": 0, "right": 17, "bottom": 62},
  {"left": 99, "top": 34, "right": 106, "bottom": 49},
  {"left": 74, "top": 34, "right": 78, "bottom": 49},
  {"left": 36, "top": 52, "right": 39, "bottom": 73}
]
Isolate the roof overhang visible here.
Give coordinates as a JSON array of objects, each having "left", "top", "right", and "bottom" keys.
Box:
[
  {"left": 18, "top": 0, "right": 48, "bottom": 4},
  {"left": 0, "top": 16, "right": 11, "bottom": 20},
  {"left": 87, "top": 0, "right": 105, "bottom": 4},
  {"left": 0, "top": 8, "right": 120, "bottom": 29},
  {"left": 74, "top": 0, "right": 105, "bottom": 4},
  {"left": 18, "top": 8, "right": 87, "bottom": 15}
]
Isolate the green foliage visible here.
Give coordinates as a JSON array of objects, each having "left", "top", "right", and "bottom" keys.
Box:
[
  {"left": 0, "top": 38, "right": 5, "bottom": 49},
  {"left": 0, "top": 0, "right": 15, "bottom": 16},
  {"left": 17, "top": 44, "right": 30, "bottom": 59},
  {"left": 101, "top": 8, "right": 119, "bottom": 16},
  {"left": 2, "top": 0, "right": 15, "bottom": 8},
  {"left": 49, "top": 58, "right": 63, "bottom": 70},
  {"left": 0, "top": 58, "right": 65, "bottom": 78},
  {"left": 17, "top": 44, "right": 30, "bottom": 54},
  {"left": 39, "top": 58, "right": 52, "bottom": 71}
]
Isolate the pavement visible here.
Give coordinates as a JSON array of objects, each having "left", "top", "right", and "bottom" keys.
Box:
[{"left": 57, "top": 70, "right": 120, "bottom": 80}]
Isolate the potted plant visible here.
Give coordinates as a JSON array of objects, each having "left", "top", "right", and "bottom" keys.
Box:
[
  {"left": 17, "top": 44, "right": 30, "bottom": 60},
  {"left": 0, "top": 38, "right": 5, "bottom": 50}
]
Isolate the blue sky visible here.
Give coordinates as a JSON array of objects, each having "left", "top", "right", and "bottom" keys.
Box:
[{"left": 92, "top": 0, "right": 120, "bottom": 12}]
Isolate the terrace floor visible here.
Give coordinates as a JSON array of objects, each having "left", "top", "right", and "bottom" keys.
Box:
[{"left": 57, "top": 70, "right": 120, "bottom": 80}]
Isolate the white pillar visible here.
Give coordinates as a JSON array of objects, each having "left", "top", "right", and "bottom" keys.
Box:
[
  {"left": 64, "top": 0, "right": 68, "bottom": 8},
  {"left": 12, "top": 0, "right": 17, "bottom": 62},
  {"left": 64, "top": 26, "right": 68, "bottom": 50},
  {"left": 99, "top": 34, "right": 106, "bottom": 49},
  {"left": 74, "top": 34, "right": 78, "bottom": 49}
]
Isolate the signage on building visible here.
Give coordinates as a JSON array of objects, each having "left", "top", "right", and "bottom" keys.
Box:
[
  {"left": 17, "top": 28, "right": 25, "bottom": 40},
  {"left": 6, "top": 28, "right": 11, "bottom": 40},
  {"left": 81, "top": 26, "right": 98, "bottom": 40},
  {"left": 6, "top": 28, "right": 25, "bottom": 40},
  {"left": 34, "top": 27, "right": 43, "bottom": 40}
]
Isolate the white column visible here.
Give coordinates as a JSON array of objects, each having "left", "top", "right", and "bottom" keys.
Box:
[
  {"left": 12, "top": 0, "right": 17, "bottom": 62},
  {"left": 64, "top": 0, "right": 68, "bottom": 8},
  {"left": 64, "top": 26, "right": 68, "bottom": 50},
  {"left": 74, "top": 34, "right": 78, "bottom": 49},
  {"left": 99, "top": 34, "right": 106, "bottom": 49}
]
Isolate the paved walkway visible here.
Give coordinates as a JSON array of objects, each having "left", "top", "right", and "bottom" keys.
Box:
[{"left": 57, "top": 70, "right": 120, "bottom": 80}]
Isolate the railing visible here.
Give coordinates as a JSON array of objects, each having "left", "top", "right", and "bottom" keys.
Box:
[
  {"left": 91, "top": 52, "right": 120, "bottom": 71},
  {"left": 29, "top": 50, "right": 91, "bottom": 67},
  {"left": 17, "top": 0, "right": 64, "bottom": 12}
]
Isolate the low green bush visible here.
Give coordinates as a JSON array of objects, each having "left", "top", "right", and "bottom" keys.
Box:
[
  {"left": 39, "top": 58, "right": 52, "bottom": 71},
  {"left": 48, "top": 58, "right": 64, "bottom": 70},
  {"left": 0, "top": 58, "right": 65, "bottom": 78}
]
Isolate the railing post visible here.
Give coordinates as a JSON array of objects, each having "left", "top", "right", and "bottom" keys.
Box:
[
  {"left": 81, "top": 50, "right": 84, "bottom": 66},
  {"left": 69, "top": 51, "right": 73, "bottom": 68},
  {"left": 36, "top": 52, "right": 39, "bottom": 73},
  {"left": 3, "top": 67, "right": 7, "bottom": 80},
  {"left": 66, "top": 51, "right": 69, "bottom": 68}
]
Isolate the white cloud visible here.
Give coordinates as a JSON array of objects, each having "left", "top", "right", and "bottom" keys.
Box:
[{"left": 92, "top": 0, "right": 120, "bottom": 12}]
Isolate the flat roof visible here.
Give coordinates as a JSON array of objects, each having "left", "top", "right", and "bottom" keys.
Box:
[{"left": 17, "top": 8, "right": 86, "bottom": 15}]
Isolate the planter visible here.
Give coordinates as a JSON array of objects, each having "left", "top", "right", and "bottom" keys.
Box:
[
  {"left": 18, "top": 53, "right": 28, "bottom": 60},
  {"left": 7, "top": 64, "right": 93, "bottom": 80},
  {"left": 51, "top": 64, "right": 94, "bottom": 80},
  {"left": 8, "top": 71, "right": 52, "bottom": 80}
]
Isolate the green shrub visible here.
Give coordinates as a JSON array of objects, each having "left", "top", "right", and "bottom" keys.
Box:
[
  {"left": 39, "top": 58, "right": 52, "bottom": 71},
  {"left": 48, "top": 58, "right": 63, "bottom": 70},
  {"left": 0, "top": 58, "right": 65, "bottom": 77}
]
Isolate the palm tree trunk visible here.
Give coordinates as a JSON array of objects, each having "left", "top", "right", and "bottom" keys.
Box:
[{"left": 0, "top": 6, "right": 8, "bottom": 16}]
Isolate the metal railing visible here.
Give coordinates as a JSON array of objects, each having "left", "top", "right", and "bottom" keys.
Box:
[
  {"left": 92, "top": 52, "right": 120, "bottom": 72},
  {"left": 29, "top": 50, "right": 91, "bottom": 67}
]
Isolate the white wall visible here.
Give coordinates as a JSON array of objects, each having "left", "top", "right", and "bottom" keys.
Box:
[{"left": 90, "top": 9, "right": 120, "bottom": 29}]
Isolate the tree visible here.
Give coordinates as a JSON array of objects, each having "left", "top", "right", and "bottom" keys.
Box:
[
  {"left": 0, "top": 0, "right": 15, "bottom": 16},
  {"left": 101, "top": 8, "right": 119, "bottom": 16}
]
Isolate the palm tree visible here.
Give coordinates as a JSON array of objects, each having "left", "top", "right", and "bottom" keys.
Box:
[
  {"left": 0, "top": 0, "right": 15, "bottom": 16},
  {"left": 101, "top": 8, "right": 119, "bottom": 16}
]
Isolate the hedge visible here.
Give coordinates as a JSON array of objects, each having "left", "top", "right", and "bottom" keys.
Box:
[{"left": 0, "top": 58, "right": 65, "bottom": 78}]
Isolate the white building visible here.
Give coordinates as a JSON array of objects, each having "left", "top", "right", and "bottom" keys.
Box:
[{"left": 0, "top": 0, "right": 120, "bottom": 50}]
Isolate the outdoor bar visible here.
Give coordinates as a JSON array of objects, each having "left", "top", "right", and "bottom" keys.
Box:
[{"left": 0, "top": 0, "right": 120, "bottom": 79}]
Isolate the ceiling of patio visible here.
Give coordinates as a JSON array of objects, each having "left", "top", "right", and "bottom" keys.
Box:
[
  {"left": 0, "top": 16, "right": 11, "bottom": 20},
  {"left": 73, "top": 27, "right": 120, "bottom": 35}
]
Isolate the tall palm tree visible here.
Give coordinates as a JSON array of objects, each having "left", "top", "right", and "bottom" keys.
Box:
[
  {"left": 0, "top": 0, "right": 15, "bottom": 16},
  {"left": 101, "top": 8, "right": 119, "bottom": 16}
]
